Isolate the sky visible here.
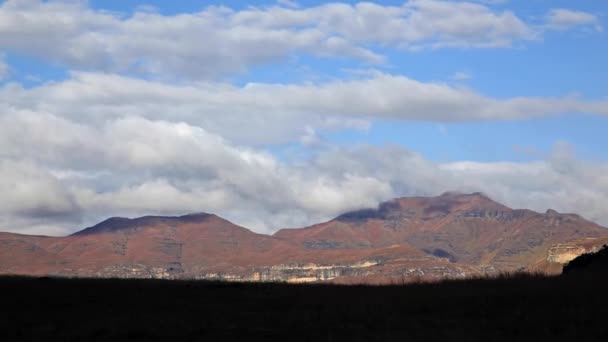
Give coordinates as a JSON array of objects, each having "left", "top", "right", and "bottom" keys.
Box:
[{"left": 0, "top": 0, "right": 607, "bottom": 235}]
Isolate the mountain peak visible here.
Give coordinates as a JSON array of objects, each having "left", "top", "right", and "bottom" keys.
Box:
[
  {"left": 71, "top": 212, "right": 213, "bottom": 236},
  {"left": 398, "top": 192, "right": 509, "bottom": 212},
  {"left": 546, "top": 209, "right": 559, "bottom": 215},
  {"left": 335, "top": 192, "right": 510, "bottom": 223},
  {"left": 438, "top": 191, "right": 486, "bottom": 198}
]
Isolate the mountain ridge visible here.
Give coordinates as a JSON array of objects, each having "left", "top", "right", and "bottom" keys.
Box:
[
  {"left": 1, "top": 192, "right": 607, "bottom": 283},
  {"left": 3, "top": 192, "right": 591, "bottom": 239},
  {"left": 71, "top": 213, "right": 216, "bottom": 236}
]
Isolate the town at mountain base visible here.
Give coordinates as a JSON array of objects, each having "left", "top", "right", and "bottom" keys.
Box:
[{"left": 1, "top": 192, "right": 607, "bottom": 284}]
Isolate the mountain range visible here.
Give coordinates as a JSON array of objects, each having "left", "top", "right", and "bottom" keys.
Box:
[{"left": 1, "top": 192, "right": 607, "bottom": 283}]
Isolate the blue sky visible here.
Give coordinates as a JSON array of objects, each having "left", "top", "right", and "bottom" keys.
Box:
[
  {"left": 4, "top": 0, "right": 607, "bottom": 163},
  {"left": 1, "top": 0, "right": 608, "bottom": 234}
]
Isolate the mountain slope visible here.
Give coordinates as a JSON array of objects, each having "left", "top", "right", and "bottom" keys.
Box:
[
  {"left": 1, "top": 214, "right": 292, "bottom": 278},
  {"left": 1, "top": 193, "right": 607, "bottom": 283},
  {"left": 275, "top": 192, "right": 607, "bottom": 272}
]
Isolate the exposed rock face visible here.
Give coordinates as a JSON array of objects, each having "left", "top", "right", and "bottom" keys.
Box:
[
  {"left": 538, "top": 237, "right": 608, "bottom": 274},
  {"left": 562, "top": 244, "right": 608, "bottom": 275},
  {"left": 200, "top": 260, "right": 381, "bottom": 283},
  {"left": 1, "top": 193, "right": 607, "bottom": 283},
  {"left": 547, "top": 245, "right": 588, "bottom": 264}
]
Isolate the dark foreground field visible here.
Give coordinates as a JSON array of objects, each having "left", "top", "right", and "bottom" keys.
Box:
[{"left": 1, "top": 273, "right": 607, "bottom": 342}]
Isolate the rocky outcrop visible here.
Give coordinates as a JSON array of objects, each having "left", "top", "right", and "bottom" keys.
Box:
[
  {"left": 199, "top": 260, "right": 381, "bottom": 283},
  {"left": 546, "top": 240, "right": 606, "bottom": 264},
  {"left": 563, "top": 245, "right": 608, "bottom": 275},
  {"left": 547, "top": 244, "right": 588, "bottom": 264}
]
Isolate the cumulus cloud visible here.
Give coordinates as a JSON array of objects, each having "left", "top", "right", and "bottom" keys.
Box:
[
  {"left": 1, "top": 98, "right": 608, "bottom": 236},
  {"left": 1, "top": 71, "right": 607, "bottom": 148},
  {"left": 0, "top": 160, "right": 79, "bottom": 218},
  {"left": 0, "top": 112, "right": 395, "bottom": 234},
  {"left": 0, "top": 0, "right": 383, "bottom": 79},
  {"left": 545, "top": 9, "right": 602, "bottom": 31},
  {"left": 0, "top": 0, "right": 566, "bottom": 79},
  {"left": 0, "top": 1, "right": 606, "bottom": 237}
]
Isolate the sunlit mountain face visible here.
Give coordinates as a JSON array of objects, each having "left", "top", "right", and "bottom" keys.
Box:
[
  {"left": 2, "top": 193, "right": 607, "bottom": 283},
  {"left": 0, "top": 0, "right": 606, "bottom": 247}
]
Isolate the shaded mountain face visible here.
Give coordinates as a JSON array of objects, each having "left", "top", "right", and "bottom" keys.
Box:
[
  {"left": 71, "top": 213, "right": 214, "bottom": 236},
  {"left": 1, "top": 193, "right": 607, "bottom": 283}
]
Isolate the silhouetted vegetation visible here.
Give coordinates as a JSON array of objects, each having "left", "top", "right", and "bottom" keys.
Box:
[
  {"left": 563, "top": 244, "right": 608, "bottom": 275},
  {"left": 1, "top": 273, "right": 607, "bottom": 341}
]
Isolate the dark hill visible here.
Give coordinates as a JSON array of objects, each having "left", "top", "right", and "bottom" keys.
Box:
[
  {"left": 563, "top": 245, "right": 608, "bottom": 275},
  {"left": 71, "top": 213, "right": 213, "bottom": 236},
  {"left": 2, "top": 273, "right": 608, "bottom": 341}
]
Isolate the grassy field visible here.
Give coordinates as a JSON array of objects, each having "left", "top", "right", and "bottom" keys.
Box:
[{"left": 1, "top": 273, "right": 606, "bottom": 341}]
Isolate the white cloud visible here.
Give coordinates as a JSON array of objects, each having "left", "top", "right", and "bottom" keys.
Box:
[
  {"left": 0, "top": 0, "right": 382, "bottom": 79},
  {"left": 0, "top": 1, "right": 605, "bottom": 237},
  {"left": 277, "top": 0, "right": 299, "bottom": 9},
  {"left": 2, "top": 118, "right": 608, "bottom": 236},
  {"left": 0, "top": 112, "right": 396, "bottom": 234},
  {"left": 1, "top": 71, "right": 605, "bottom": 148},
  {"left": 0, "top": 71, "right": 605, "bottom": 233},
  {"left": 545, "top": 9, "right": 602, "bottom": 31},
  {"left": 0, "top": 160, "right": 80, "bottom": 219},
  {"left": 451, "top": 71, "right": 472, "bottom": 81},
  {"left": 0, "top": 0, "right": 551, "bottom": 79},
  {"left": 1, "top": 92, "right": 608, "bottom": 236},
  {"left": 440, "top": 146, "right": 608, "bottom": 226}
]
